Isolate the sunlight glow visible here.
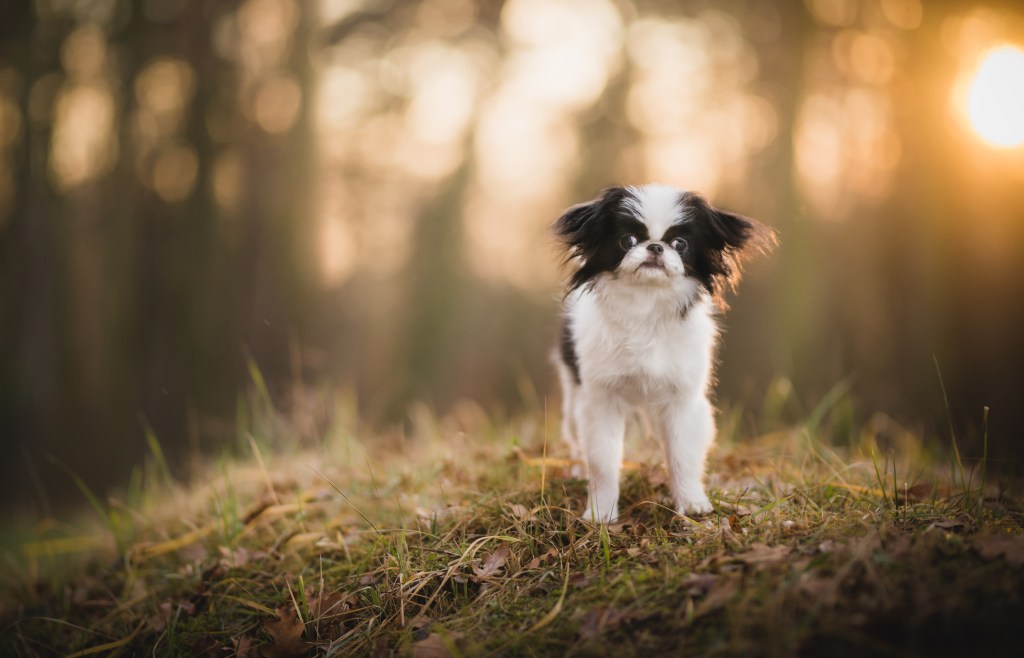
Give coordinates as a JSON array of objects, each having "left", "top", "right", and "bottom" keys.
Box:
[{"left": 966, "top": 45, "right": 1024, "bottom": 148}]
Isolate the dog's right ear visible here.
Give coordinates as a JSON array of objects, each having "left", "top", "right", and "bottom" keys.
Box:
[
  {"left": 554, "top": 199, "right": 598, "bottom": 242},
  {"left": 553, "top": 186, "right": 631, "bottom": 293},
  {"left": 553, "top": 186, "right": 628, "bottom": 256}
]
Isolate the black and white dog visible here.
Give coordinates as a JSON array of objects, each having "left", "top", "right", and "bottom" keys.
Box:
[{"left": 553, "top": 184, "right": 775, "bottom": 522}]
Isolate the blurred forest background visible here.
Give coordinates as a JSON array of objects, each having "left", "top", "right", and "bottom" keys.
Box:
[{"left": 1, "top": 0, "right": 1023, "bottom": 518}]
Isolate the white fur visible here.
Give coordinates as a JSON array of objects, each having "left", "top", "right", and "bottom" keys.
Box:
[{"left": 557, "top": 184, "right": 719, "bottom": 523}]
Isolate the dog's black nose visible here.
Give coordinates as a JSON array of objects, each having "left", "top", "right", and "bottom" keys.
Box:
[{"left": 647, "top": 243, "right": 664, "bottom": 255}]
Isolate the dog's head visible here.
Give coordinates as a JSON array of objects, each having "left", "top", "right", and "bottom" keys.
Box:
[{"left": 554, "top": 184, "right": 775, "bottom": 306}]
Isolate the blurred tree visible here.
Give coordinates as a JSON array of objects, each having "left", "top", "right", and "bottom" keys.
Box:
[
  {"left": 2, "top": 0, "right": 1023, "bottom": 516},
  {"left": 0, "top": 0, "right": 319, "bottom": 512}
]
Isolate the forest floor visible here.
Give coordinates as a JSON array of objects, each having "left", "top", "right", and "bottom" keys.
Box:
[{"left": 2, "top": 391, "right": 1023, "bottom": 657}]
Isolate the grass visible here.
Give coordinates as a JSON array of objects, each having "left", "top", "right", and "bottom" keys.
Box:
[{"left": 1, "top": 387, "right": 1022, "bottom": 657}]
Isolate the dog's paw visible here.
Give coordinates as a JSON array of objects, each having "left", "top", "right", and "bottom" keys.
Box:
[
  {"left": 676, "top": 494, "right": 713, "bottom": 517},
  {"left": 581, "top": 502, "right": 619, "bottom": 524}
]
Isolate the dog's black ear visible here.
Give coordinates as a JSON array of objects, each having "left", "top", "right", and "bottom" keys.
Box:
[
  {"left": 553, "top": 187, "right": 627, "bottom": 250},
  {"left": 553, "top": 186, "right": 632, "bottom": 293},
  {"left": 553, "top": 199, "right": 597, "bottom": 242},
  {"left": 685, "top": 192, "right": 776, "bottom": 306}
]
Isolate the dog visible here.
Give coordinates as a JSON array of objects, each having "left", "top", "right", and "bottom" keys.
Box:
[{"left": 552, "top": 184, "right": 775, "bottom": 522}]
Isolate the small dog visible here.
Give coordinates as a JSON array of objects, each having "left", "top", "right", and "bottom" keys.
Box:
[{"left": 553, "top": 184, "right": 775, "bottom": 522}]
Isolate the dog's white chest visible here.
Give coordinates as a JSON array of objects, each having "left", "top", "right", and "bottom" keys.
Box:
[{"left": 569, "top": 288, "right": 717, "bottom": 397}]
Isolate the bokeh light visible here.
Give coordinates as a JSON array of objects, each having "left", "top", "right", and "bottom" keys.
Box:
[{"left": 965, "top": 45, "right": 1024, "bottom": 148}]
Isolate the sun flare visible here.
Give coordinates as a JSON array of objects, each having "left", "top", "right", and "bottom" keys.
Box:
[{"left": 966, "top": 45, "right": 1024, "bottom": 148}]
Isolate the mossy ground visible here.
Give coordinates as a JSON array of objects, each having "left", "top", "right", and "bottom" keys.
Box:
[{"left": 2, "top": 393, "right": 1022, "bottom": 657}]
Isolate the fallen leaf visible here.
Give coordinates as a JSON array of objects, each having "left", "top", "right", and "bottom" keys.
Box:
[
  {"left": 717, "top": 501, "right": 753, "bottom": 516},
  {"left": 472, "top": 544, "right": 510, "bottom": 579},
  {"left": 306, "top": 588, "right": 358, "bottom": 643},
  {"left": 408, "top": 615, "right": 433, "bottom": 637},
  {"left": 412, "top": 632, "right": 460, "bottom": 658},
  {"left": 527, "top": 547, "right": 558, "bottom": 569},
  {"left": 884, "top": 533, "right": 913, "bottom": 558},
  {"left": 146, "top": 601, "right": 173, "bottom": 633},
  {"left": 191, "top": 634, "right": 222, "bottom": 657},
  {"left": 570, "top": 570, "right": 598, "bottom": 589},
  {"left": 679, "top": 572, "right": 719, "bottom": 596},
  {"left": 691, "top": 577, "right": 739, "bottom": 620},
  {"left": 974, "top": 534, "right": 1024, "bottom": 566},
  {"left": 219, "top": 545, "right": 267, "bottom": 568},
  {"left": 147, "top": 600, "right": 196, "bottom": 632},
  {"left": 307, "top": 589, "right": 357, "bottom": 620},
  {"left": 262, "top": 606, "right": 309, "bottom": 658},
  {"left": 930, "top": 517, "right": 969, "bottom": 533},
  {"left": 797, "top": 573, "right": 834, "bottom": 602},
  {"left": 577, "top": 605, "right": 630, "bottom": 640},
  {"left": 900, "top": 482, "right": 952, "bottom": 502},
  {"left": 734, "top": 543, "right": 789, "bottom": 566},
  {"left": 508, "top": 503, "right": 533, "bottom": 521},
  {"left": 235, "top": 636, "right": 257, "bottom": 658}
]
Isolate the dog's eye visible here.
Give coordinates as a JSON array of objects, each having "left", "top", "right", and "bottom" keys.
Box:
[
  {"left": 620, "top": 235, "right": 639, "bottom": 250},
  {"left": 670, "top": 237, "right": 688, "bottom": 252}
]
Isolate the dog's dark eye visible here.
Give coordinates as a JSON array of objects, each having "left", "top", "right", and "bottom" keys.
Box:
[
  {"left": 670, "top": 237, "right": 688, "bottom": 252},
  {"left": 620, "top": 235, "right": 639, "bottom": 250}
]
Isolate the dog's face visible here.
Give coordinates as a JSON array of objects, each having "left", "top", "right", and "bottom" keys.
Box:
[{"left": 554, "top": 184, "right": 772, "bottom": 303}]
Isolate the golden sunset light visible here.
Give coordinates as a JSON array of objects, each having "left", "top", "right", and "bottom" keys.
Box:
[{"left": 966, "top": 45, "right": 1024, "bottom": 148}]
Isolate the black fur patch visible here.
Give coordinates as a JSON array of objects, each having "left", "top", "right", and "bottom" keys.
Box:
[
  {"left": 678, "top": 191, "right": 772, "bottom": 308},
  {"left": 559, "top": 318, "right": 581, "bottom": 385},
  {"left": 553, "top": 187, "right": 647, "bottom": 292}
]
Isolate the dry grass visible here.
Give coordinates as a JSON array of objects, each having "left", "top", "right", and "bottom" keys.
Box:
[{"left": 1, "top": 391, "right": 1022, "bottom": 657}]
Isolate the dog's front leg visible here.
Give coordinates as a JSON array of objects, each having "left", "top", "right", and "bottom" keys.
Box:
[
  {"left": 577, "top": 386, "right": 626, "bottom": 523},
  {"left": 658, "top": 397, "right": 714, "bottom": 516}
]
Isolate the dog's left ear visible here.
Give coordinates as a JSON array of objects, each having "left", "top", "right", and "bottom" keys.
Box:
[{"left": 686, "top": 192, "right": 777, "bottom": 305}]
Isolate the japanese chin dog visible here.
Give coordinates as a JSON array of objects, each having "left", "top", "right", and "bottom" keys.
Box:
[{"left": 553, "top": 184, "right": 775, "bottom": 523}]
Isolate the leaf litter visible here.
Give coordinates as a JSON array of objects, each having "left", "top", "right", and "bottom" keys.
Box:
[{"left": 2, "top": 409, "right": 1022, "bottom": 657}]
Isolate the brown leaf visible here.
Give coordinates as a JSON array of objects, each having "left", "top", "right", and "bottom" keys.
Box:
[
  {"left": 900, "top": 482, "right": 952, "bottom": 502},
  {"left": 692, "top": 577, "right": 739, "bottom": 620},
  {"left": 146, "top": 602, "right": 172, "bottom": 633},
  {"left": 930, "top": 517, "right": 970, "bottom": 533},
  {"left": 306, "top": 589, "right": 358, "bottom": 643},
  {"left": 412, "top": 632, "right": 458, "bottom": 658},
  {"left": 219, "top": 545, "right": 266, "bottom": 568},
  {"left": 307, "top": 589, "right": 357, "bottom": 620},
  {"left": 147, "top": 600, "right": 196, "bottom": 633},
  {"left": 527, "top": 547, "right": 558, "bottom": 569},
  {"left": 578, "top": 605, "right": 630, "bottom": 640},
  {"left": 975, "top": 534, "right": 1024, "bottom": 566},
  {"left": 472, "top": 544, "right": 510, "bottom": 579},
  {"left": 679, "top": 572, "right": 719, "bottom": 596},
  {"left": 508, "top": 503, "right": 533, "bottom": 521},
  {"left": 884, "top": 533, "right": 913, "bottom": 558},
  {"left": 262, "top": 606, "right": 309, "bottom": 658},
  {"left": 570, "top": 570, "right": 598, "bottom": 589},
  {"left": 734, "top": 543, "right": 789, "bottom": 566},
  {"left": 797, "top": 573, "right": 834, "bottom": 602},
  {"left": 235, "top": 636, "right": 258, "bottom": 658}
]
